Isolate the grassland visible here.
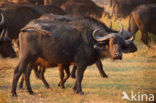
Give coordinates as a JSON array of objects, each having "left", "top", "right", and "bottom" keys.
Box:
[
  {"left": 0, "top": 10, "right": 156, "bottom": 103},
  {"left": 0, "top": 55, "right": 156, "bottom": 103}
]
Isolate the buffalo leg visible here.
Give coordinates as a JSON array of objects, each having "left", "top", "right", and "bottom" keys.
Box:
[
  {"left": 11, "top": 58, "right": 30, "bottom": 97},
  {"left": 24, "top": 63, "right": 35, "bottom": 95},
  {"left": 39, "top": 66, "right": 50, "bottom": 88},
  {"left": 96, "top": 60, "right": 108, "bottom": 78},
  {"left": 63, "top": 66, "right": 70, "bottom": 84},
  {"left": 73, "top": 64, "right": 87, "bottom": 95},
  {"left": 71, "top": 65, "right": 77, "bottom": 78},
  {"left": 18, "top": 66, "right": 40, "bottom": 89},
  {"left": 58, "top": 64, "right": 70, "bottom": 87},
  {"left": 34, "top": 66, "right": 40, "bottom": 79},
  {"left": 18, "top": 75, "right": 25, "bottom": 89},
  {"left": 71, "top": 60, "right": 108, "bottom": 78},
  {"left": 141, "top": 32, "right": 150, "bottom": 48},
  {"left": 58, "top": 64, "right": 65, "bottom": 89}
]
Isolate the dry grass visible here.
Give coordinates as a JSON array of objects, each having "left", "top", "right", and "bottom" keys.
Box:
[{"left": 0, "top": 56, "right": 156, "bottom": 103}]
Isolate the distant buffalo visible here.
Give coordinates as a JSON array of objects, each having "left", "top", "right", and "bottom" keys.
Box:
[
  {"left": 60, "top": 0, "right": 106, "bottom": 18},
  {"left": 0, "top": 1, "right": 66, "bottom": 40},
  {"left": 18, "top": 0, "right": 110, "bottom": 18},
  {"left": 128, "top": 4, "right": 156, "bottom": 47},
  {"left": 111, "top": 0, "right": 156, "bottom": 19},
  {"left": 17, "top": 0, "right": 44, "bottom": 5}
]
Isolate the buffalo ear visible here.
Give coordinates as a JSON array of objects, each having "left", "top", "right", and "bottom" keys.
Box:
[{"left": 122, "top": 42, "right": 137, "bottom": 53}]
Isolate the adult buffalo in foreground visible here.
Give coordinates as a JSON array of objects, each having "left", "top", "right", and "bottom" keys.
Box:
[
  {"left": 17, "top": 14, "right": 136, "bottom": 89},
  {"left": 11, "top": 14, "right": 137, "bottom": 96},
  {"left": 128, "top": 4, "right": 156, "bottom": 47}
]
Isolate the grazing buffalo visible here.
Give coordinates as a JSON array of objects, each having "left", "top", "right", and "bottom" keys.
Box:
[
  {"left": 11, "top": 14, "right": 137, "bottom": 96},
  {"left": 128, "top": 4, "right": 156, "bottom": 47},
  {"left": 0, "top": 28, "right": 16, "bottom": 58},
  {"left": 111, "top": 0, "right": 156, "bottom": 19}
]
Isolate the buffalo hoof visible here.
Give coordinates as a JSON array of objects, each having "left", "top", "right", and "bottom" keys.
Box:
[
  {"left": 18, "top": 85, "right": 24, "bottom": 90},
  {"left": 29, "top": 92, "right": 35, "bottom": 95},
  {"left": 75, "top": 90, "right": 84, "bottom": 95},
  {"left": 28, "top": 90, "right": 35, "bottom": 95},
  {"left": 79, "top": 91, "right": 84, "bottom": 95},
  {"left": 11, "top": 92, "right": 17, "bottom": 97},
  {"left": 45, "top": 85, "right": 50, "bottom": 89},
  {"left": 58, "top": 83, "right": 65, "bottom": 89},
  {"left": 103, "top": 74, "right": 108, "bottom": 78},
  {"left": 19, "top": 87, "right": 25, "bottom": 90},
  {"left": 72, "top": 87, "right": 76, "bottom": 91}
]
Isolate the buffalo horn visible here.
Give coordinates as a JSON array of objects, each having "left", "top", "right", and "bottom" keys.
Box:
[
  {"left": 119, "top": 22, "right": 124, "bottom": 35},
  {"left": 125, "top": 36, "right": 134, "bottom": 45},
  {"left": 93, "top": 29, "right": 115, "bottom": 41},
  {"left": 0, "top": 13, "right": 5, "bottom": 26},
  {"left": 0, "top": 28, "right": 5, "bottom": 39}
]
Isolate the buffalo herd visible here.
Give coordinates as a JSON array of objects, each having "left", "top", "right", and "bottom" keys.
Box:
[{"left": 0, "top": 0, "right": 155, "bottom": 97}]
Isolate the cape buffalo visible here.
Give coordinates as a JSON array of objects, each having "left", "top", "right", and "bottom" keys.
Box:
[
  {"left": 0, "top": 1, "right": 66, "bottom": 57},
  {"left": 111, "top": 0, "right": 156, "bottom": 19},
  {"left": 128, "top": 4, "right": 156, "bottom": 47},
  {"left": 17, "top": 0, "right": 110, "bottom": 18},
  {"left": 18, "top": 58, "right": 70, "bottom": 89},
  {"left": 17, "top": 14, "right": 137, "bottom": 91},
  {"left": 0, "top": 2, "right": 66, "bottom": 40},
  {"left": 60, "top": 0, "right": 106, "bottom": 18},
  {"left": 11, "top": 14, "right": 137, "bottom": 96},
  {"left": 17, "top": 0, "right": 44, "bottom": 5},
  {"left": 0, "top": 28, "right": 16, "bottom": 58},
  {"left": 44, "top": 0, "right": 66, "bottom": 7}
]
